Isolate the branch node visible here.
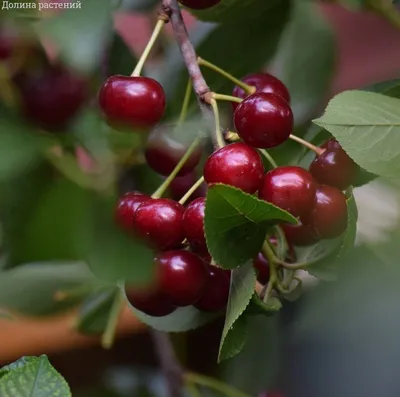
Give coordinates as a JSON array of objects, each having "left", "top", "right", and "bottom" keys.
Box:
[
  {"left": 201, "top": 91, "right": 214, "bottom": 104},
  {"left": 158, "top": 5, "right": 172, "bottom": 22}
]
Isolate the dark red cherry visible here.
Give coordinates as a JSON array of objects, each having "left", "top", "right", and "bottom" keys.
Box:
[
  {"left": 281, "top": 222, "right": 319, "bottom": 246},
  {"left": 115, "top": 191, "right": 151, "bottom": 232},
  {"left": 158, "top": 250, "right": 208, "bottom": 306},
  {"left": 145, "top": 124, "right": 202, "bottom": 177},
  {"left": 259, "top": 166, "right": 316, "bottom": 218},
  {"left": 133, "top": 198, "right": 185, "bottom": 250},
  {"left": 203, "top": 142, "right": 264, "bottom": 194},
  {"left": 14, "top": 64, "right": 87, "bottom": 130},
  {"left": 194, "top": 265, "right": 230, "bottom": 312},
  {"left": 301, "top": 185, "right": 348, "bottom": 239},
  {"left": 232, "top": 73, "right": 290, "bottom": 111},
  {"left": 126, "top": 285, "right": 176, "bottom": 317},
  {"left": 253, "top": 252, "right": 270, "bottom": 284},
  {"left": 169, "top": 171, "right": 207, "bottom": 202},
  {"left": 234, "top": 92, "right": 293, "bottom": 149},
  {"left": 183, "top": 197, "right": 206, "bottom": 252},
  {"left": 98, "top": 75, "right": 165, "bottom": 130},
  {"left": 179, "top": 0, "right": 220, "bottom": 9},
  {"left": 309, "top": 138, "right": 359, "bottom": 190}
]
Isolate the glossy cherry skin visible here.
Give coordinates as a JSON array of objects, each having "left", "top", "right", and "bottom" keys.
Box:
[
  {"left": 259, "top": 166, "right": 317, "bottom": 218},
  {"left": 157, "top": 250, "right": 208, "bottom": 307},
  {"left": 232, "top": 73, "right": 290, "bottom": 111},
  {"left": 115, "top": 191, "right": 151, "bottom": 232},
  {"left": 126, "top": 285, "right": 176, "bottom": 317},
  {"left": 309, "top": 138, "right": 359, "bottom": 190},
  {"left": 14, "top": 64, "right": 87, "bottom": 131},
  {"left": 234, "top": 92, "right": 293, "bottom": 149},
  {"left": 169, "top": 171, "right": 207, "bottom": 202},
  {"left": 203, "top": 142, "right": 264, "bottom": 194},
  {"left": 145, "top": 124, "right": 202, "bottom": 177},
  {"left": 179, "top": 0, "right": 220, "bottom": 9},
  {"left": 194, "top": 266, "right": 230, "bottom": 312},
  {"left": 281, "top": 222, "right": 319, "bottom": 246},
  {"left": 301, "top": 185, "right": 348, "bottom": 239},
  {"left": 98, "top": 75, "right": 166, "bottom": 130},
  {"left": 253, "top": 252, "right": 270, "bottom": 285},
  {"left": 133, "top": 199, "right": 185, "bottom": 250},
  {"left": 183, "top": 197, "right": 207, "bottom": 252}
]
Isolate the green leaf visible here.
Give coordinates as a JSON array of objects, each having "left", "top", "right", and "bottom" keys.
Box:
[
  {"left": 218, "top": 264, "right": 256, "bottom": 362},
  {"left": 0, "top": 355, "right": 71, "bottom": 397},
  {"left": 218, "top": 315, "right": 248, "bottom": 362},
  {"left": 270, "top": 1, "right": 335, "bottom": 125},
  {"left": 0, "top": 262, "right": 96, "bottom": 316},
  {"left": 36, "top": 0, "right": 113, "bottom": 73},
  {"left": 364, "top": 78, "right": 400, "bottom": 98},
  {"left": 108, "top": 32, "right": 137, "bottom": 77},
  {"left": 247, "top": 293, "right": 282, "bottom": 316},
  {"left": 204, "top": 184, "right": 297, "bottom": 269},
  {"left": 313, "top": 90, "right": 400, "bottom": 179}
]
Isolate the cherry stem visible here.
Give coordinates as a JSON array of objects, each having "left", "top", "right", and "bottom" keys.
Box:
[
  {"left": 178, "top": 78, "right": 193, "bottom": 125},
  {"left": 132, "top": 19, "right": 166, "bottom": 77},
  {"left": 212, "top": 93, "right": 243, "bottom": 104},
  {"left": 101, "top": 288, "right": 124, "bottom": 349},
  {"left": 152, "top": 137, "right": 202, "bottom": 199},
  {"left": 210, "top": 98, "right": 225, "bottom": 148},
  {"left": 179, "top": 176, "right": 205, "bottom": 205},
  {"left": 259, "top": 149, "right": 278, "bottom": 168},
  {"left": 261, "top": 240, "right": 278, "bottom": 302},
  {"left": 289, "top": 134, "right": 324, "bottom": 156},
  {"left": 197, "top": 57, "right": 255, "bottom": 95},
  {"left": 184, "top": 372, "right": 250, "bottom": 397}
]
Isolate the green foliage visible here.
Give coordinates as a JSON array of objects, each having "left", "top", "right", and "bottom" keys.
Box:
[
  {"left": 108, "top": 32, "right": 138, "bottom": 77},
  {"left": 0, "top": 355, "right": 71, "bottom": 397},
  {"left": 204, "top": 184, "right": 297, "bottom": 269}
]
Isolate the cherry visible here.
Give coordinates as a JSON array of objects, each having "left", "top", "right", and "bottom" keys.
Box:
[
  {"left": 169, "top": 171, "right": 207, "bottom": 202},
  {"left": 115, "top": 191, "right": 151, "bottom": 232},
  {"left": 158, "top": 250, "right": 208, "bottom": 306},
  {"left": 301, "top": 185, "right": 348, "bottom": 239},
  {"left": 194, "top": 265, "right": 230, "bottom": 312},
  {"left": 183, "top": 197, "right": 207, "bottom": 252},
  {"left": 259, "top": 166, "right": 316, "bottom": 218},
  {"left": 253, "top": 252, "right": 270, "bottom": 285},
  {"left": 126, "top": 285, "right": 176, "bottom": 317},
  {"left": 281, "top": 222, "right": 319, "bottom": 246},
  {"left": 234, "top": 92, "right": 293, "bottom": 149},
  {"left": 14, "top": 64, "right": 87, "bottom": 131},
  {"left": 232, "top": 73, "right": 290, "bottom": 111},
  {"left": 179, "top": 0, "right": 220, "bottom": 9},
  {"left": 309, "top": 138, "right": 359, "bottom": 190},
  {"left": 145, "top": 124, "right": 202, "bottom": 177},
  {"left": 98, "top": 75, "right": 165, "bottom": 130},
  {"left": 133, "top": 198, "right": 185, "bottom": 250},
  {"left": 203, "top": 142, "right": 264, "bottom": 194}
]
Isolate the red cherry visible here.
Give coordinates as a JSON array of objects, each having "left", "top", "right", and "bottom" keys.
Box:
[
  {"left": 281, "top": 222, "right": 319, "bottom": 246},
  {"left": 98, "top": 75, "right": 165, "bottom": 130},
  {"left": 179, "top": 0, "right": 220, "bottom": 9},
  {"left": 126, "top": 285, "right": 176, "bottom": 317},
  {"left": 145, "top": 124, "right": 202, "bottom": 177},
  {"left": 183, "top": 197, "right": 206, "bottom": 252},
  {"left": 232, "top": 73, "right": 290, "bottom": 111},
  {"left": 253, "top": 252, "right": 270, "bottom": 284},
  {"left": 169, "top": 171, "right": 207, "bottom": 202},
  {"left": 158, "top": 250, "right": 208, "bottom": 306},
  {"left": 309, "top": 138, "right": 359, "bottom": 190},
  {"left": 14, "top": 64, "right": 87, "bottom": 130},
  {"left": 234, "top": 92, "right": 293, "bottom": 149},
  {"left": 133, "top": 198, "right": 185, "bottom": 250},
  {"left": 203, "top": 142, "right": 264, "bottom": 194},
  {"left": 301, "top": 185, "right": 348, "bottom": 239},
  {"left": 194, "top": 265, "right": 230, "bottom": 312},
  {"left": 115, "top": 191, "right": 151, "bottom": 232},
  {"left": 259, "top": 166, "right": 316, "bottom": 218}
]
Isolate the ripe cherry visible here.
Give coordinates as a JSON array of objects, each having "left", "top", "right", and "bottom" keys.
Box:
[
  {"left": 115, "top": 191, "right": 151, "bottom": 232},
  {"left": 281, "top": 222, "right": 319, "bottom": 246},
  {"left": 133, "top": 198, "right": 185, "bottom": 250},
  {"left": 203, "top": 142, "right": 264, "bottom": 194},
  {"left": 179, "top": 0, "right": 220, "bottom": 9},
  {"left": 169, "top": 171, "right": 207, "bottom": 202},
  {"left": 158, "top": 250, "right": 208, "bottom": 307},
  {"left": 98, "top": 75, "right": 165, "bottom": 130},
  {"left": 259, "top": 166, "right": 316, "bottom": 218},
  {"left": 234, "top": 92, "right": 293, "bottom": 149},
  {"left": 253, "top": 252, "right": 270, "bottom": 284},
  {"left": 232, "top": 73, "right": 290, "bottom": 111},
  {"left": 309, "top": 138, "right": 359, "bottom": 190},
  {"left": 194, "top": 265, "right": 230, "bottom": 312},
  {"left": 301, "top": 185, "right": 348, "bottom": 239},
  {"left": 183, "top": 197, "right": 207, "bottom": 252},
  {"left": 126, "top": 285, "right": 176, "bottom": 317},
  {"left": 14, "top": 64, "right": 87, "bottom": 130},
  {"left": 145, "top": 124, "right": 202, "bottom": 177}
]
